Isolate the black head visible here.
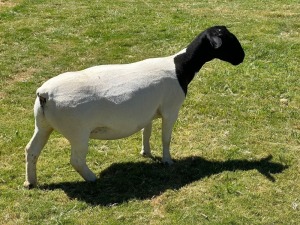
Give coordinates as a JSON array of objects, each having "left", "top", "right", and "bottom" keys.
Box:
[
  {"left": 205, "top": 26, "right": 245, "bottom": 65},
  {"left": 174, "top": 26, "right": 245, "bottom": 95}
]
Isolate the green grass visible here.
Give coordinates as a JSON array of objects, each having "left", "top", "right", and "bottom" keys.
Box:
[{"left": 0, "top": 0, "right": 299, "bottom": 224}]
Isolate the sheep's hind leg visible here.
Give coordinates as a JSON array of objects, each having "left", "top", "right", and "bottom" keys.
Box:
[
  {"left": 140, "top": 122, "right": 153, "bottom": 157},
  {"left": 24, "top": 126, "right": 53, "bottom": 189},
  {"left": 69, "top": 134, "right": 97, "bottom": 182}
]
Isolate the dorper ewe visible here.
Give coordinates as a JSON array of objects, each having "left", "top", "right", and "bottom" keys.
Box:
[{"left": 24, "top": 26, "right": 245, "bottom": 188}]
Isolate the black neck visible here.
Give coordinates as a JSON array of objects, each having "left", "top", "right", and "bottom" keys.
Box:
[{"left": 174, "top": 34, "right": 213, "bottom": 95}]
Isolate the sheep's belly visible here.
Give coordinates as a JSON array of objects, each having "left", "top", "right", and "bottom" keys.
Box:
[{"left": 89, "top": 125, "right": 142, "bottom": 140}]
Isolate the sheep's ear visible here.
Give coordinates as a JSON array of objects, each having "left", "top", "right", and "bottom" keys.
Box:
[{"left": 209, "top": 36, "right": 222, "bottom": 49}]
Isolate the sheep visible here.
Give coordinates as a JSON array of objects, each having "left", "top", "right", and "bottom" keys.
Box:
[{"left": 24, "top": 26, "right": 245, "bottom": 188}]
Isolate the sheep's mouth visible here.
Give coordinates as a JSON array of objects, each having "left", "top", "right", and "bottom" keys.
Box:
[
  {"left": 231, "top": 59, "right": 243, "bottom": 66},
  {"left": 230, "top": 53, "right": 245, "bottom": 65}
]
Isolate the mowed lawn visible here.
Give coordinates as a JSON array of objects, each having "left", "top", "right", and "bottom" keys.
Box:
[{"left": 0, "top": 0, "right": 299, "bottom": 224}]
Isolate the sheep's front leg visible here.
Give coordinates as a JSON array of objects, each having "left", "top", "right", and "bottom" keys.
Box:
[
  {"left": 161, "top": 116, "right": 178, "bottom": 165},
  {"left": 70, "top": 136, "right": 97, "bottom": 182},
  {"left": 140, "top": 122, "right": 152, "bottom": 157}
]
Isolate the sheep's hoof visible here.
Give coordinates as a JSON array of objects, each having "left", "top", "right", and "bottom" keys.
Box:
[
  {"left": 84, "top": 174, "right": 97, "bottom": 183},
  {"left": 162, "top": 158, "right": 174, "bottom": 165},
  {"left": 86, "top": 178, "right": 97, "bottom": 183},
  {"left": 23, "top": 181, "right": 36, "bottom": 189},
  {"left": 140, "top": 150, "right": 152, "bottom": 158}
]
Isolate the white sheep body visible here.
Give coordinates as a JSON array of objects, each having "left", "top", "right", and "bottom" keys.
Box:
[{"left": 37, "top": 55, "right": 185, "bottom": 140}]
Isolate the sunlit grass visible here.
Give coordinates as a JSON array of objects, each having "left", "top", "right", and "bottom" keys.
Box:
[{"left": 0, "top": 0, "right": 299, "bottom": 224}]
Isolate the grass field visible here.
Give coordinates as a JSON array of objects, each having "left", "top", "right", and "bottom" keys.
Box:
[{"left": 0, "top": 0, "right": 299, "bottom": 224}]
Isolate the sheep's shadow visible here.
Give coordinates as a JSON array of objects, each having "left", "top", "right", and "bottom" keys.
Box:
[{"left": 41, "top": 155, "right": 287, "bottom": 206}]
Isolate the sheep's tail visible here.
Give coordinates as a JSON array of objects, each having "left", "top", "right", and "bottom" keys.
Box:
[{"left": 37, "top": 91, "right": 47, "bottom": 115}]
